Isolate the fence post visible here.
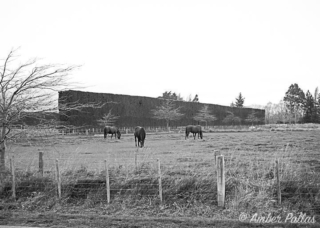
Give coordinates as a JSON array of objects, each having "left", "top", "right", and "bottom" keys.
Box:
[
  {"left": 214, "top": 151, "right": 221, "bottom": 166},
  {"left": 39, "top": 151, "right": 44, "bottom": 176},
  {"left": 126, "top": 128, "right": 128, "bottom": 134},
  {"left": 10, "top": 157, "right": 16, "bottom": 199},
  {"left": 104, "top": 160, "right": 110, "bottom": 203},
  {"left": 55, "top": 159, "right": 61, "bottom": 199},
  {"left": 217, "top": 155, "right": 225, "bottom": 207},
  {"left": 157, "top": 158, "right": 163, "bottom": 203},
  {"left": 276, "top": 159, "right": 281, "bottom": 204}
]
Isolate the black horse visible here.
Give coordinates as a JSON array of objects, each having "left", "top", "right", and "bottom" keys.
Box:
[
  {"left": 185, "top": 125, "right": 203, "bottom": 140},
  {"left": 134, "top": 126, "right": 146, "bottom": 147},
  {"left": 104, "top": 126, "right": 121, "bottom": 139}
]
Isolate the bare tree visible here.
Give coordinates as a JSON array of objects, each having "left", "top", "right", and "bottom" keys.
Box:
[
  {"left": 151, "top": 99, "right": 184, "bottom": 130},
  {"left": 193, "top": 105, "right": 217, "bottom": 128},
  {"left": 97, "top": 109, "right": 119, "bottom": 126},
  {"left": 0, "top": 48, "right": 103, "bottom": 173}
]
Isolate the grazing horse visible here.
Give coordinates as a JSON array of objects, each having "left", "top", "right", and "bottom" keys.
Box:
[
  {"left": 134, "top": 126, "right": 146, "bottom": 147},
  {"left": 185, "top": 125, "right": 203, "bottom": 140},
  {"left": 104, "top": 126, "right": 121, "bottom": 139}
]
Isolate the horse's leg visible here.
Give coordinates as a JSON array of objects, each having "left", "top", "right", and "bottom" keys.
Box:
[{"left": 135, "top": 136, "right": 137, "bottom": 147}]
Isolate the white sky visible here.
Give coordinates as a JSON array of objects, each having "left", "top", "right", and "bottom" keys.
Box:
[{"left": 1, "top": 0, "right": 320, "bottom": 107}]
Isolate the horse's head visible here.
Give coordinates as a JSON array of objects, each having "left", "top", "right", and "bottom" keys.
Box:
[{"left": 117, "top": 130, "right": 121, "bottom": 139}]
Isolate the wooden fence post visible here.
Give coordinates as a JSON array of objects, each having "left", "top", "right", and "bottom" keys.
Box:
[
  {"left": 217, "top": 155, "right": 225, "bottom": 207},
  {"left": 10, "top": 157, "right": 16, "bottom": 199},
  {"left": 104, "top": 160, "right": 110, "bottom": 203},
  {"left": 39, "top": 151, "right": 44, "bottom": 176},
  {"left": 55, "top": 159, "right": 61, "bottom": 199},
  {"left": 214, "top": 151, "right": 221, "bottom": 166},
  {"left": 276, "top": 159, "right": 281, "bottom": 204},
  {"left": 157, "top": 158, "right": 163, "bottom": 203}
]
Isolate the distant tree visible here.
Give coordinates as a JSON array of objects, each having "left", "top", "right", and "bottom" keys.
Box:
[
  {"left": 152, "top": 99, "right": 184, "bottom": 130},
  {"left": 313, "top": 87, "right": 320, "bottom": 123},
  {"left": 283, "top": 83, "right": 305, "bottom": 124},
  {"left": 263, "top": 100, "right": 293, "bottom": 124},
  {"left": 245, "top": 110, "right": 260, "bottom": 126},
  {"left": 159, "top": 91, "right": 183, "bottom": 101},
  {"left": 185, "top": 94, "right": 199, "bottom": 102},
  {"left": 230, "top": 102, "right": 235, "bottom": 107},
  {"left": 97, "top": 109, "right": 119, "bottom": 126},
  {"left": 0, "top": 49, "right": 104, "bottom": 173},
  {"left": 222, "top": 111, "right": 241, "bottom": 125},
  {"left": 235, "top": 93, "right": 245, "bottom": 108},
  {"left": 192, "top": 94, "right": 199, "bottom": 102},
  {"left": 186, "top": 94, "right": 193, "bottom": 102},
  {"left": 303, "top": 90, "right": 316, "bottom": 123},
  {"left": 193, "top": 105, "right": 217, "bottom": 128},
  {"left": 264, "top": 102, "right": 273, "bottom": 124}
]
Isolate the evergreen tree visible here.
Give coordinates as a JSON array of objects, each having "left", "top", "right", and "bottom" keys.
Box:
[
  {"left": 283, "top": 83, "right": 305, "bottom": 123},
  {"left": 303, "top": 90, "right": 316, "bottom": 123},
  {"left": 235, "top": 93, "right": 245, "bottom": 108}
]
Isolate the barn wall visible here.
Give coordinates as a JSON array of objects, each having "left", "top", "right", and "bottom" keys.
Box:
[{"left": 58, "top": 90, "right": 265, "bottom": 128}]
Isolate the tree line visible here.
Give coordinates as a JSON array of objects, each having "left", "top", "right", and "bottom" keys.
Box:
[{"left": 251, "top": 83, "right": 320, "bottom": 124}]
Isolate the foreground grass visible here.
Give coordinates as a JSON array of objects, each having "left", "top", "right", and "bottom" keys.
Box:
[
  {"left": 1, "top": 127, "right": 320, "bottom": 227},
  {"left": 1, "top": 146, "right": 319, "bottom": 224}
]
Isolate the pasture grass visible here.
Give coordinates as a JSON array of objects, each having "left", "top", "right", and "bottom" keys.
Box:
[
  {"left": 1, "top": 127, "right": 320, "bottom": 220},
  {"left": 1, "top": 148, "right": 320, "bottom": 218}
]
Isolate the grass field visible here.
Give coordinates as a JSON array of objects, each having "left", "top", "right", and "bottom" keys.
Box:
[
  {"left": 2, "top": 128, "right": 320, "bottom": 227},
  {"left": 7, "top": 129, "right": 320, "bottom": 173}
]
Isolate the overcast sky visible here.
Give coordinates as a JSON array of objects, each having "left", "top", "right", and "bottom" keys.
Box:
[{"left": 1, "top": 0, "right": 320, "bottom": 107}]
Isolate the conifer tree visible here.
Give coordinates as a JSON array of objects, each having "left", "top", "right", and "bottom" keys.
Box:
[
  {"left": 283, "top": 83, "right": 305, "bottom": 123},
  {"left": 235, "top": 93, "right": 245, "bottom": 108}
]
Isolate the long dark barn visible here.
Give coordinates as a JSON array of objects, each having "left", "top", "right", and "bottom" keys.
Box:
[{"left": 58, "top": 90, "right": 265, "bottom": 128}]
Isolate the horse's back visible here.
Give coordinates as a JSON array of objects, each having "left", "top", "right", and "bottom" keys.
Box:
[{"left": 135, "top": 126, "right": 145, "bottom": 138}]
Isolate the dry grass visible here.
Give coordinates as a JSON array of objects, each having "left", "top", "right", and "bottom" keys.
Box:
[{"left": 1, "top": 126, "right": 320, "bottom": 219}]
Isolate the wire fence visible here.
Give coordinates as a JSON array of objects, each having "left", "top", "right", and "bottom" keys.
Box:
[{"left": 3, "top": 147, "right": 320, "bottom": 214}]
